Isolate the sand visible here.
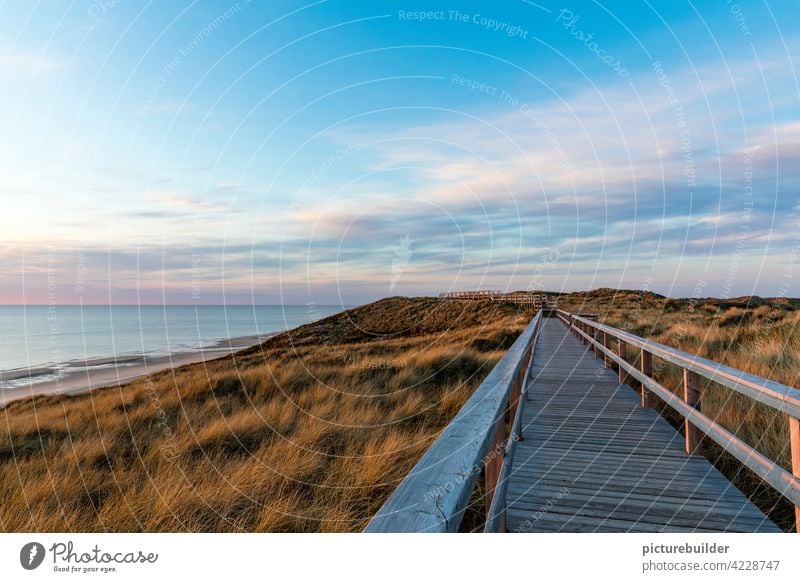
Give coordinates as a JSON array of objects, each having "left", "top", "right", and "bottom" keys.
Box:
[{"left": 0, "top": 334, "right": 276, "bottom": 407}]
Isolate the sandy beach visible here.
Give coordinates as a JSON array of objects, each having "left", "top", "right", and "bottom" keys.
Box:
[{"left": 0, "top": 334, "right": 275, "bottom": 408}]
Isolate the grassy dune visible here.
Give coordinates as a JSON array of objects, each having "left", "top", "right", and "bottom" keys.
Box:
[
  {"left": 555, "top": 289, "right": 800, "bottom": 531},
  {"left": 3, "top": 291, "right": 796, "bottom": 532},
  {"left": 0, "top": 297, "right": 530, "bottom": 532}
]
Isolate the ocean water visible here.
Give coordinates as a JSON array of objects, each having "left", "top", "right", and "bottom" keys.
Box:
[{"left": 0, "top": 304, "right": 346, "bottom": 382}]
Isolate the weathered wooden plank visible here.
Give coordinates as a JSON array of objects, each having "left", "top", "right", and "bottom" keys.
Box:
[
  {"left": 791, "top": 416, "right": 800, "bottom": 532},
  {"left": 507, "top": 492, "right": 772, "bottom": 525},
  {"left": 512, "top": 450, "right": 738, "bottom": 477},
  {"left": 484, "top": 422, "right": 504, "bottom": 517},
  {"left": 684, "top": 369, "right": 702, "bottom": 454},
  {"left": 506, "top": 499, "right": 772, "bottom": 531},
  {"left": 505, "top": 508, "right": 728, "bottom": 533},
  {"left": 641, "top": 350, "right": 653, "bottom": 407},
  {"left": 507, "top": 476, "right": 756, "bottom": 504},
  {"left": 485, "top": 326, "right": 539, "bottom": 533},
  {"left": 517, "top": 467, "right": 726, "bottom": 487},
  {"left": 507, "top": 482, "right": 771, "bottom": 514},
  {"left": 515, "top": 442, "right": 691, "bottom": 461},
  {"left": 618, "top": 339, "right": 628, "bottom": 384}
]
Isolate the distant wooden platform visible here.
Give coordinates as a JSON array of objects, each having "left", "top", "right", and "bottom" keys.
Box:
[
  {"left": 437, "top": 290, "right": 551, "bottom": 308},
  {"left": 505, "top": 318, "right": 780, "bottom": 533}
]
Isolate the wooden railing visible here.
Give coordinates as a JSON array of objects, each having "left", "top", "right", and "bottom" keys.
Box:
[
  {"left": 556, "top": 308, "right": 800, "bottom": 532},
  {"left": 364, "top": 311, "right": 543, "bottom": 532}
]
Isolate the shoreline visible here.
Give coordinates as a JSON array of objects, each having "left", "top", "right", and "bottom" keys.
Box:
[{"left": 0, "top": 333, "right": 277, "bottom": 408}]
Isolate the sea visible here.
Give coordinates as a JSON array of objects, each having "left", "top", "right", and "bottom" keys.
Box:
[{"left": 0, "top": 304, "right": 347, "bottom": 389}]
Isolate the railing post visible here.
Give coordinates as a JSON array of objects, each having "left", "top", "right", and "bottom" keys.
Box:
[
  {"left": 640, "top": 350, "right": 652, "bottom": 408},
  {"left": 593, "top": 328, "right": 600, "bottom": 357},
  {"left": 603, "top": 331, "right": 611, "bottom": 368},
  {"left": 618, "top": 339, "right": 628, "bottom": 384},
  {"left": 683, "top": 369, "right": 702, "bottom": 454},
  {"left": 512, "top": 350, "right": 525, "bottom": 426},
  {"left": 790, "top": 416, "right": 800, "bottom": 533},
  {"left": 525, "top": 330, "right": 536, "bottom": 403},
  {"left": 485, "top": 421, "right": 505, "bottom": 520}
]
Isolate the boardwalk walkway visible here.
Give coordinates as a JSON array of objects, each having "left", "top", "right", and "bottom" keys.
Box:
[{"left": 505, "top": 317, "right": 780, "bottom": 532}]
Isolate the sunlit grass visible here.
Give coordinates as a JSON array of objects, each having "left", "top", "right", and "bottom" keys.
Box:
[{"left": 0, "top": 297, "right": 530, "bottom": 532}]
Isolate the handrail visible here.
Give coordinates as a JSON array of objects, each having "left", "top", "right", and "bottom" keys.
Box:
[
  {"left": 483, "top": 340, "right": 537, "bottom": 532},
  {"left": 556, "top": 308, "right": 800, "bottom": 531},
  {"left": 365, "top": 311, "right": 542, "bottom": 532},
  {"left": 557, "top": 309, "right": 800, "bottom": 417}
]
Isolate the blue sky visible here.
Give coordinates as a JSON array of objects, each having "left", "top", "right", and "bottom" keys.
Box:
[{"left": 2, "top": 0, "right": 799, "bottom": 305}]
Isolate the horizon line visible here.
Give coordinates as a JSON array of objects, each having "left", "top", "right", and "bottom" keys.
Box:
[
  {"left": 0, "top": 289, "right": 795, "bottom": 307},
  {"left": 0, "top": 303, "right": 357, "bottom": 308}
]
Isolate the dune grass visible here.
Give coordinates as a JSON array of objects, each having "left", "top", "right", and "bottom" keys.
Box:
[
  {"left": 3, "top": 291, "right": 797, "bottom": 531},
  {"left": 0, "top": 297, "right": 531, "bottom": 532},
  {"left": 555, "top": 289, "right": 800, "bottom": 531}
]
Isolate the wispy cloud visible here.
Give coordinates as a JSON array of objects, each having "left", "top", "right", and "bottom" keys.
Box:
[
  {"left": 141, "top": 190, "right": 230, "bottom": 213},
  {"left": 277, "top": 48, "right": 800, "bottom": 298},
  {"left": 0, "top": 51, "right": 65, "bottom": 77}
]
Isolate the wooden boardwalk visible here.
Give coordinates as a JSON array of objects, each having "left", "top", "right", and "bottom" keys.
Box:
[
  {"left": 367, "top": 309, "right": 799, "bottom": 533},
  {"left": 505, "top": 317, "right": 780, "bottom": 532}
]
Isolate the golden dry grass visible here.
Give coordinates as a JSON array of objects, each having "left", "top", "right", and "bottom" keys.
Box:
[
  {"left": 5, "top": 291, "right": 795, "bottom": 531},
  {"left": 0, "top": 297, "right": 531, "bottom": 532},
  {"left": 555, "top": 289, "right": 800, "bottom": 530}
]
